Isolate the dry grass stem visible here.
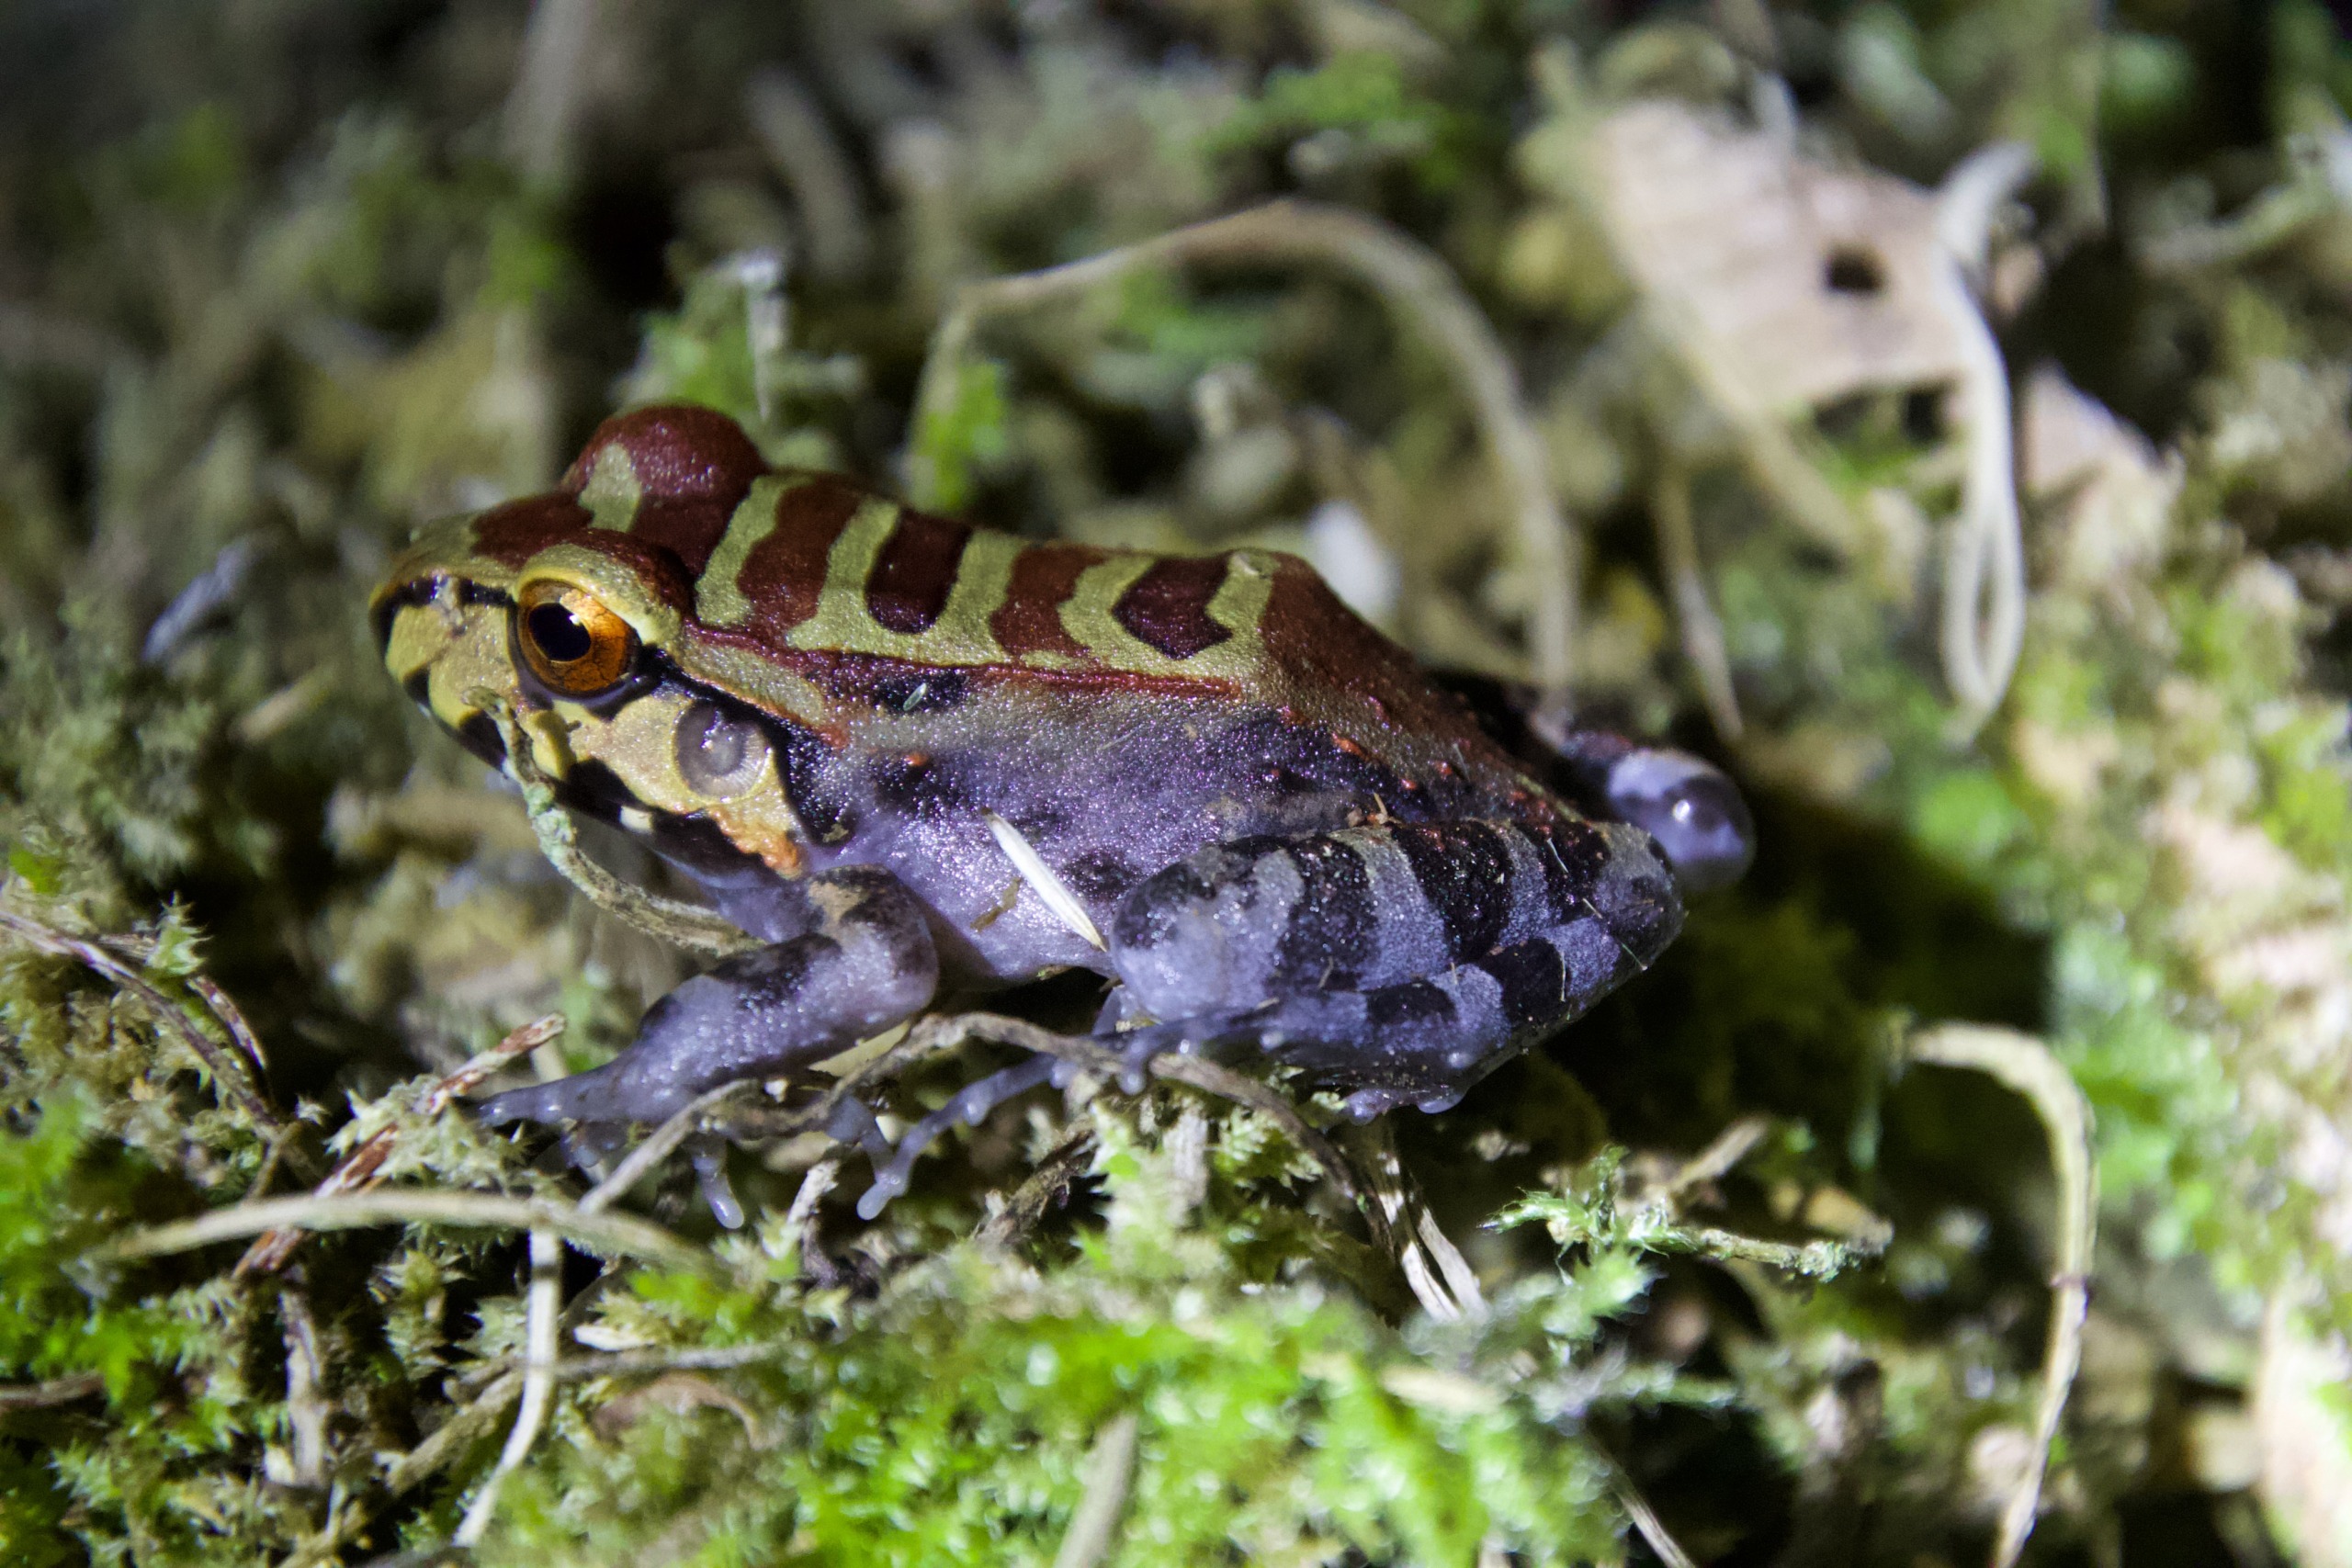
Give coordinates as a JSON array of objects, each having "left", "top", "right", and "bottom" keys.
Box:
[
  {"left": 913, "top": 199, "right": 1579, "bottom": 688},
  {"left": 1907, "top": 1024, "right": 2095, "bottom": 1568},
  {"left": 1653, "top": 461, "right": 1746, "bottom": 742},
  {"left": 238, "top": 1013, "right": 566, "bottom": 1275},
  {"left": 111, "top": 1189, "right": 708, "bottom": 1274},
  {"left": 1930, "top": 144, "right": 2034, "bottom": 737},
  {"left": 453, "top": 1225, "right": 562, "bottom": 1546}
]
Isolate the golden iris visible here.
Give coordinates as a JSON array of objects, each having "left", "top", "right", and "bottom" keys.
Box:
[{"left": 515, "top": 580, "right": 638, "bottom": 697}]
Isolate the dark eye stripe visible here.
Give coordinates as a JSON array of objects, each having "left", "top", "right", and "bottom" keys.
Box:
[{"left": 370, "top": 584, "right": 431, "bottom": 656}]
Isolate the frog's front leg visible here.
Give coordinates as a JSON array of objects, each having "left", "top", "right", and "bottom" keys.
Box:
[
  {"left": 1105, "top": 818, "right": 1681, "bottom": 1121},
  {"left": 479, "top": 865, "right": 939, "bottom": 1127}
]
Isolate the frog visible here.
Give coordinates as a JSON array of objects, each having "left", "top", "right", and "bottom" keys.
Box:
[{"left": 372, "top": 403, "right": 1752, "bottom": 1213}]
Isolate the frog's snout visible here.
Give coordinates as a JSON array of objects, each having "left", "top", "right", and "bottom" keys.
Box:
[{"left": 1602, "top": 749, "right": 1755, "bottom": 895}]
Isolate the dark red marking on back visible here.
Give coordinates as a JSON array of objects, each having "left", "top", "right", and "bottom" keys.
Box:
[
  {"left": 728, "top": 475, "right": 867, "bottom": 637},
  {"left": 466, "top": 494, "right": 596, "bottom": 570},
  {"left": 1114, "top": 555, "right": 1232, "bottom": 660},
  {"left": 865, "top": 510, "right": 972, "bottom": 634},
  {"left": 991, "top": 542, "right": 1109, "bottom": 661},
  {"left": 1257, "top": 559, "right": 1491, "bottom": 750},
  {"left": 562, "top": 404, "right": 768, "bottom": 575},
  {"left": 475, "top": 519, "right": 699, "bottom": 615}
]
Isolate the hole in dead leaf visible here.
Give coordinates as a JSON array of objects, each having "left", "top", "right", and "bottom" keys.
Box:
[
  {"left": 1824, "top": 246, "right": 1886, "bottom": 295},
  {"left": 1902, "top": 389, "right": 1946, "bottom": 444}
]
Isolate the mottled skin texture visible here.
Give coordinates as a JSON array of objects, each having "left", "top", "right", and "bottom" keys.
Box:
[{"left": 372, "top": 405, "right": 1746, "bottom": 1181}]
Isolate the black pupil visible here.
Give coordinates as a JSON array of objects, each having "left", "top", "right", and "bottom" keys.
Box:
[{"left": 527, "top": 603, "right": 593, "bottom": 663}]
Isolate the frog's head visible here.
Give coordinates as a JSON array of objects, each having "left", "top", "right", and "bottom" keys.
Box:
[{"left": 370, "top": 404, "right": 818, "bottom": 876}]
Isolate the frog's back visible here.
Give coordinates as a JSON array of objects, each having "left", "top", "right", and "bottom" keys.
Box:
[{"left": 441, "top": 405, "right": 1528, "bottom": 798}]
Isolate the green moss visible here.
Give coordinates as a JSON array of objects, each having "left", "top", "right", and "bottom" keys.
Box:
[{"left": 5, "top": 0, "right": 2352, "bottom": 1560}]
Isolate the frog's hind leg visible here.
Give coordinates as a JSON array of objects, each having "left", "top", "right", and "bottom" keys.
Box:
[
  {"left": 853, "top": 1055, "right": 1065, "bottom": 1219},
  {"left": 1105, "top": 818, "right": 1681, "bottom": 1120},
  {"left": 478, "top": 865, "right": 939, "bottom": 1129}
]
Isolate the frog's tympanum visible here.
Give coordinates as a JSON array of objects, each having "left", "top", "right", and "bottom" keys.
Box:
[{"left": 375, "top": 405, "right": 1750, "bottom": 1210}]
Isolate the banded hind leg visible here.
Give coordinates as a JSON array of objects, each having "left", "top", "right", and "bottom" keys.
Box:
[
  {"left": 1428, "top": 672, "right": 1757, "bottom": 892},
  {"left": 479, "top": 864, "right": 939, "bottom": 1128},
  {"left": 1104, "top": 818, "right": 1683, "bottom": 1120}
]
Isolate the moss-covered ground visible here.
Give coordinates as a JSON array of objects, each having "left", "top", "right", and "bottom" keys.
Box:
[{"left": 3, "top": 2, "right": 2350, "bottom": 1562}]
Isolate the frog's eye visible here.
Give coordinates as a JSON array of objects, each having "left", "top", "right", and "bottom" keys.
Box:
[{"left": 516, "top": 580, "right": 639, "bottom": 698}]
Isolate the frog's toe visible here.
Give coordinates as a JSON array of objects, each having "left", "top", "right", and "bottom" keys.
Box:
[
  {"left": 1598, "top": 747, "right": 1755, "bottom": 893},
  {"left": 854, "top": 1054, "right": 1062, "bottom": 1219},
  {"left": 478, "top": 1063, "right": 639, "bottom": 1127}
]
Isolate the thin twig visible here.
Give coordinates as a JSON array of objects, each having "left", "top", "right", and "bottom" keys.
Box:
[
  {"left": 1345, "top": 1121, "right": 1482, "bottom": 1320},
  {"left": 1052, "top": 1411, "right": 1141, "bottom": 1568},
  {"left": 1610, "top": 1462, "right": 1698, "bottom": 1568},
  {"left": 384, "top": 1371, "right": 523, "bottom": 1496},
  {"left": 239, "top": 1014, "right": 565, "bottom": 1275},
  {"left": 1653, "top": 459, "right": 1745, "bottom": 742},
  {"left": 975, "top": 1126, "right": 1099, "bottom": 1250},
  {"left": 580, "top": 1079, "right": 754, "bottom": 1214},
  {"left": 782, "top": 1159, "right": 840, "bottom": 1281},
  {"left": 1660, "top": 1114, "right": 1771, "bottom": 1201},
  {"left": 1906, "top": 1024, "right": 2095, "bottom": 1568},
  {"left": 282, "top": 1289, "right": 330, "bottom": 1487},
  {"left": 0, "top": 1371, "right": 104, "bottom": 1412},
  {"left": 187, "top": 974, "right": 270, "bottom": 1075},
  {"left": 454, "top": 1227, "right": 562, "bottom": 1546},
  {"left": 0, "top": 908, "right": 295, "bottom": 1150},
  {"left": 110, "top": 1189, "right": 709, "bottom": 1274},
  {"left": 294, "top": 1380, "right": 526, "bottom": 1568},
  {"left": 910, "top": 199, "right": 1579, "bottom": 688},
  {"left": 547, "top": 1342, "right": 786, "bottom": 1381},
  {"left": 707, "top": 1018, "right": 973, "bottom": 1145}
]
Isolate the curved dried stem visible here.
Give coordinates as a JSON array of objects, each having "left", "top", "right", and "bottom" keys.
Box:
[
  {"left": 580, "top": 1079, "right": 757, "bottom": 1214},
  {"left": 1931, "top": 144, "right": 2034, "bottom": 739},
  {"left": 1907, "top": 1023, "right": 2095, "bottom": 1568},
  {"left": 453, "top": 1225, "right": 562, "bottom": 1546},
  {"left": 910, "top": 199, "right": 1579, "bottom": 689},
  {"left": 1652, "top": 459, "right": 1745, "bottom": 743},
  {"left": 0, "top": 907, "right": 299, "bottom": 1155}
]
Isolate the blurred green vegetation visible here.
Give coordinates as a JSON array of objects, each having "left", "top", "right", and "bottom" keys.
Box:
[{"left": 1, "top": 1, "right": 2349, "bottom": 1562}]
